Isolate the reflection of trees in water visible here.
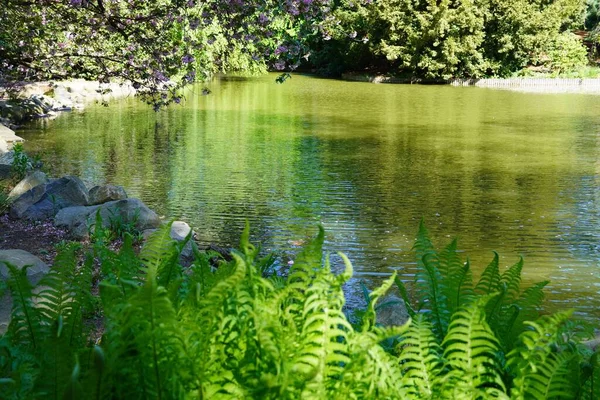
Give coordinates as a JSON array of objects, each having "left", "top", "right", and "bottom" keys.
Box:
[{"left": 26, "top": 75, "right": 600, "bottom": 318}]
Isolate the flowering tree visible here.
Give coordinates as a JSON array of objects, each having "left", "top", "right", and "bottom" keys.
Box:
[{"left": 0, "top": 0, "right": 330, "bottom": 107}]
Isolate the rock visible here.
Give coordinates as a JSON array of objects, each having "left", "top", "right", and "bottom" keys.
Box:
[
  {"left": 0, "top": 123, "right": 24, "bottom": 148},
  {"left": 171, "top": 221, "right": 194, "bottom": 258},
  {"left": 170, "top": 221, "right": 192, "bottom": 241},
  {"left": 8, "top": 171, "right": 48, "bottom": 200},
  {"left": 0, "top": 150, "right": 14, "bottom": 165},
  {"left": 0, "top": 250, "right": 49, "bottom": 333},
  {"left": 0, "top": 151, "right": 13, "bottom": 179},
  {"left": 30, "top": 96, "right": 52, "bottom": 113},
  {"left": 10, "top": 175, "right": 89, "bottom": 220},
  {"left": 0, "top": 164, "right": 10, "bottom": 180},
  {"left": 376, "top": 294, "right": 410, "bottom": 327},
  {"left": 141, "top": 228, "right": 157, "bottom": 241},
  {"left": 55, "top": 198, "right": 161, "bottom": 239},
  {"left": 0, "top": 138, "right": 7, "bottom": 154},
  {"left": 88, "top": 184, "right": 127, "bottom": 205},
  {"left": 0, "top": 250, "right": 48, "bottom": 285}
]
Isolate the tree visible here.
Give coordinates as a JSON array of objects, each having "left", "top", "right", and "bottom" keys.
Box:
[
  {"left": 0, "top": 0, "right": 330, "bottom": 108},
  {"left": 377, "top": 0, "right": 490, "bottom": 79}
]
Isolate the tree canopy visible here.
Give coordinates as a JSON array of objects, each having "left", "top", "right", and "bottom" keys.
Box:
[
  {"left": 0, "top": 0, "right": 328, "bottom": 107},
  {"left": 0, "top": 0, "right": 594, "bottom": 105}
]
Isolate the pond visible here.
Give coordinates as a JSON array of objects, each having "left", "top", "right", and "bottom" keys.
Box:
[{"left": 18, "top": 73, "right": 600, "bottom": 317}]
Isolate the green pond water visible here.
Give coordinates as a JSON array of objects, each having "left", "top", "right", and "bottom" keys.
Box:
[{"left": 19, "top": 73, "right": 600, "bottom": 315}]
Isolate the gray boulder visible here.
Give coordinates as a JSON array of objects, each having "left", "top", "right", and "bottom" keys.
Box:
[
  {"left": 55, "top": 198, "right": 161, "bottom": 239},
  {"left": 88, "top": 184, "right": 127, "bottom": 205},
  {"left": 0, "top": 151, "right": 12, "bottom": 180},
  {"left": 0, "top": 250, "right": 49, "bottom": 333},
  {"left": 8, "top": 171, "right": 48, "bottom": 200},
  {"left": 10, "top": 175, "right": 89, "bottom": 220},
  {"left": 376, "top": 294, "right": 410, "bottom": 327}
]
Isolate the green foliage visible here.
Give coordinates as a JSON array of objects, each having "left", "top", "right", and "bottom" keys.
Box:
[
  {"left": 586, "top": 0, "right": 600, "bottom": 30},
  {"left": 377, "top": 0, "right": 490, "bottom": 79},
  {"left": 0, "top": 185, "right": 10, "bottom": 215},
  {"left": 311, "top": 0, "right": 588, "bottom": 78},
  {"left": 10, "top": 143, "right": 29, "bottom": 181},
  {"left": 0, "top": 222, "right": 597, "bottom": 399}
]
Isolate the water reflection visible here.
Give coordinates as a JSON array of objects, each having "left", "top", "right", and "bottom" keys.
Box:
[{"left": 19, "top": 74, "right": 600, "bottom": 318}]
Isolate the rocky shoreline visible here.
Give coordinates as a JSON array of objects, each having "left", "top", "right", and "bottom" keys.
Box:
[
  {"left": 0, "top": 80, "right": 136, "bottom": 129},
  {"left": 340, "top": 73, "right": 600, "bottom": 94}
]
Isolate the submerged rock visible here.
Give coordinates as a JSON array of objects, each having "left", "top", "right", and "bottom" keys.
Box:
[
  {"left": 0, "top": 249, "right": 49, "bottom": 333},
  {"left": 55, "top": 198, "right": 161, "bottom": 239},
  {"left": 375, "top": 294, "right": 410, "bottom": 327}
]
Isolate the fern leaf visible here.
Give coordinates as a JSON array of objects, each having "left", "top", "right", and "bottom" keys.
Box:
[
  {"left": 397, "top": 315, "right": 443, "bottom": 398},
  {"left": 501, "top": 257, "right": 523, "bottom": 303},
  {"left": 5, "top": 263, "right": 41, "bottom": 349},
  {"left": 413, "top": 219, "right": 435, "bottom": 263},
  {"left": 288, "top": 226, "right": 325, "bottom": 288},
  {"left": 362, "top": 272, "right": 397, "bottom": 331},
  {"left": 441, "top": 295, "right": 506, "bottom": 396},
  {"left": 509, "top": 311, "right": 578, "bottom": 400},
  {"left": 475, "top": 252, "right": 501, "bottom": 295},
  {"left": 416, "top": 253, "right": 449, "bottom": 339},
  {"left": 394, "top": 276, "right": 416, "bottom": 319}
]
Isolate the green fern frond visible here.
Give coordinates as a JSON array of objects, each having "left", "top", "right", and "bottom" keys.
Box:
[
  {"left": 362, "top": 272, "right": 397, "bottom": 331},
  {"left": 416, "top": 253, "right": 449, "bottom": 339},
  {"left": 394, "top": 276, "right": 416, "bottom": 319},
  {"left": 335, "top": 327, "right": 406, "bottom": 399},
  {"left": 5, "top": 264, "right": 41, "bottom": 349},
  {"left": 413, "top": 219, "right": 435, "bottom": 263},
  {"left": 108, "top": 259, "right": 185, "bottom": 399},
  {"left": 475, "top": 252, "right": 501, "bottom": 295},
  {"left": 438, "top": 239, "right": 475, "bottom": 314},
  {"left": 397, "top": 315, "right": 443, "bottom": 398},
  {"left": 288, "top": 226, "right": 325, "bottom": 288},
  {"left": 36, "top": 244, "right": 89, "bottom": 340},
  {"left": 140, "top": 222, "right": 175, "bottom": 278},
  {"left": 508, "top": 310, "right": 578, "bottom": 400},
  {"left": 501, "top": 257, "right": 523, "bottom": 303},
  {"left": 441, "top": 295, "right": 506, "bottom": 396},
  {"left": 438, "top": 238, "right": 461, "bottom": 279}
]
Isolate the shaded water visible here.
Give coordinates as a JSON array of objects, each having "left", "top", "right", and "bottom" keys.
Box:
[{"left": 19, "top": 74, "right": 600, "bottom": 316}]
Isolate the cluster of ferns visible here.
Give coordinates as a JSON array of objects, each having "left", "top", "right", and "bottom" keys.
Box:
[{"left": 1, "top": 216, "right": 598, "bottom": 399}]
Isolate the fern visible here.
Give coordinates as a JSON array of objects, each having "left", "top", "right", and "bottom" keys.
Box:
[
  {"left": 441, "top": 295, "right": 507, "bottom": 398},
  {"left": 474, "top": 252, "right": 501, "bottom": 295},
  {"left": 508, "top": 311, "right": 579, "bottom": 400},
  {"left": 4, "top": 263, "right": 41, "bottom": 350},
  {"left": 397, "top": 315, "right": 442, "bottom": 398},
  {"left": 0, "top": 221, "right": 597, "bottom": 399}
]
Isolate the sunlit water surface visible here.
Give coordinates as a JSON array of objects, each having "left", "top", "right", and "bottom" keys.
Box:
[{"left": 19, "top": 74, "right": 600, "bottom": 317}]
